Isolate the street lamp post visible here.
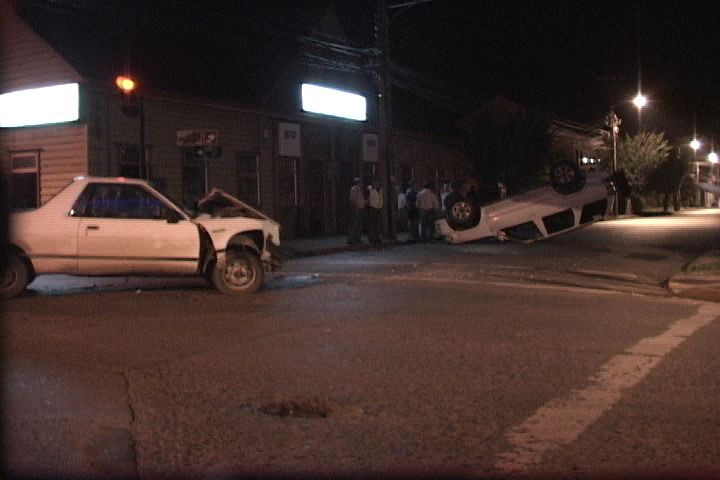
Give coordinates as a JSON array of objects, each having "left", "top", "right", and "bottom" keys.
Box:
[
  {"left": 690, "top": 137, "right": 702, "bottom": 206},
  {"left": 115, "top": 75, "right": 147, "bottom": 180},
  {"left": 606, "top": 110, "right": 621, "bottom": 215},
  {"left": 710, "top": 150, "right": 719, "bottom": 207}
]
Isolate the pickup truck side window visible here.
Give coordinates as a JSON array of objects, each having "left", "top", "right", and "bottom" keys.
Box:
[{"left": 81, "top": 183, "right": 168, "bottom": 219}]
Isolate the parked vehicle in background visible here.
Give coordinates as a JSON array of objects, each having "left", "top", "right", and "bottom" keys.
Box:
[
  {"left": 438, "top": 160, "right": 630, "bottom": 243},
  {"left": 2, "top": 177, "right": 281, "bottom": 298}
]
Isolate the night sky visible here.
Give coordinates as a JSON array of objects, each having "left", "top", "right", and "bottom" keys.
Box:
[
  {"left": 16, "top": 0, "right": 720, "bottom": 145},
  {"left": 336, "top": 0, "right": 720, "bottom": 144}
]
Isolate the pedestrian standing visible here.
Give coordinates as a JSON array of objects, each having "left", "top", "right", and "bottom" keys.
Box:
[
  {"left": 347, "top": 177, "right": 366, "bottom": 245},
  {"left": 405, "top": 182, "right": 420, "bottom": 242},
  {"left": 367, "top": 179, "right": 384, "bottom": 247},
  {"left": 416, "top": 182, "right": 440, "bottom": 242},
  {"left": 396, "top": 184, "right": 408, "bottom": 233},
  {"left": 440, "top": 182, "right": 450, "bottom": 212}
]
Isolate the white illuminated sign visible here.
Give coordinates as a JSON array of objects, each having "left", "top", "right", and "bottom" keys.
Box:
[
  {"left": 301, "top": 83, "right": 366, "bottom": 121},
  {"left": 0, "top": 83, "right": 80, "bottom": 127}
]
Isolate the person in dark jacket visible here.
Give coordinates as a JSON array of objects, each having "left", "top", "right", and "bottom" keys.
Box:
[
  {"left": 347, "top": 177, "right": 366, "bottom": 245},
  {"left": 404, "top": 182, "right": 420, "bottom": 242}
]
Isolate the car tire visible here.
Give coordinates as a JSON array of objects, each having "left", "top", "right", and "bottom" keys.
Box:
[
  {"left": 550, "top": 160, "right": 585, "bottom": 195},
  {"left": 210, "top": 248, "right": 264, "bottom": 294},
  {"left": 445, "top": 197, "right": 480, "bottom": 230},
  {"left": 1, "top": 253, "right": 30, "bottom": 299}
]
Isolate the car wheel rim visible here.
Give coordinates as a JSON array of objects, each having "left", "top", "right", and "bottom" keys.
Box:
[
  {"left": 224, "top": 257, "right": 254, "bottom": 288},
  {"left": 1, "top": 268, "right": 17, "bottom": 289},
  {"left": 452, "top": 202, "right": 471, "bottom": 220},
  {"left": 555, "top": 165, "right": 575, "bottom": 184}
]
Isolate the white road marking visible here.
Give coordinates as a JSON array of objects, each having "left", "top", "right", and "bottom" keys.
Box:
[{"left": 494, "top": 302, "right": 720, "bottom": 475}]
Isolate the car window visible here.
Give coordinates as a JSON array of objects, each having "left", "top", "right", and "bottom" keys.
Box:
[{"left": 82, "top": 184, "right": 168, "bottom": 219}]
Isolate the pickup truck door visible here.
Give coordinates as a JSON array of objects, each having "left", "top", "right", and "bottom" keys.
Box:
[{"left": 76, "top": 183, "right": 200, "bottom": 275}]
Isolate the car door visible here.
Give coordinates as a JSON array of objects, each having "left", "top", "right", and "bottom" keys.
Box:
[{"left": 76, "top": 183, "right": 200, "bottom": 275}]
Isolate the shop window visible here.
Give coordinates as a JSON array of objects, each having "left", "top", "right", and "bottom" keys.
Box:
[
  {"left": 236, "top": 152, "right": 260, "bottom": 206},
  {"left": 400, "top": 166, "right": 414, "bottom": 189},
  {"left": 182, "top": 150, "right": 205, "bottom": 210},
  {"left": 118, "top": 145, "right": 141, "bottom": 178},
  {"left": 9, "top": 152, "right": 39, "bottom": 210},
  {"left": 279, "top": 157, "right": 297, "bottom": 207},
  {"left": 362, "top": 161, "right": 376, "bottom": 188}
]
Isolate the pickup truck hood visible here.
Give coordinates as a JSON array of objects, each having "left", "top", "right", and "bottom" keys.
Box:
[
  {"left": 194, "top": 189, "right": 281, "bottom": 248},
  {"left": 196, "top": 188, "right": 278, "bottom": 226}
]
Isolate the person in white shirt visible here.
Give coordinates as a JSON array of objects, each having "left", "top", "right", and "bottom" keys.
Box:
[
  {"left": 415, "top": 182, "right": 440, "bottom": 242},
  {"left": 366, "top": 179, "right": 384, "bottom": 246}
]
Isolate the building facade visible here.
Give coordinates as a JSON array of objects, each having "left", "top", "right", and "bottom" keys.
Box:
[{"left": 0, "top": 0, "right": 468, "bottom": 239}]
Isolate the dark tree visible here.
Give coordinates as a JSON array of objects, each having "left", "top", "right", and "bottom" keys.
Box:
[{"left": 458, "top": 97, "right": 554, "bottom": 195}]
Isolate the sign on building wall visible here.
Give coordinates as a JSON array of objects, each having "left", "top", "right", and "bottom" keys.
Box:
[
  {"left": 363, "top": 133, "right": 379, "bottom": 163},
  {"left": 278, "top": 123, "right": 301, "bottom": 157},
  {"left": 177, "top": 130, "right": 219, "bottom": 147}
]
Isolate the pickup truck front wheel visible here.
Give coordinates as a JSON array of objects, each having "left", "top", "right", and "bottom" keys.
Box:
[
  {"left": 211, "top": 248, "right": 264, "bottom": 294},
  {"left": 1, "top": 253, "right": 30, "bottom": 299},
  {"left": 445, "top": 197, "right": 480, "bottom": 230}
]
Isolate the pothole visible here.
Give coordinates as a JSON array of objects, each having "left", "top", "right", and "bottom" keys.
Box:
[{"left": 259, "top": 400, "right": 331, "bottom": 418}]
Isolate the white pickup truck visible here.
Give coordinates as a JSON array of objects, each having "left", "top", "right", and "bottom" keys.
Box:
[
  {"left": 438, "top": 161, "right": 629, "bottom": 243},
  {"left": 2, "top": 176, "right": 281, "bottom": 298}
]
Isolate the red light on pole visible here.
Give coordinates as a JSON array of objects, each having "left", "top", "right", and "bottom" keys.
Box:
[
  {"left": 115, "top": 75, "right": 139, "bottom": 116},
  {"left": 115, "top": 76, "right": 136, "bottom": 93},
  {"left": 114, "top": 74, "right": 146, "bottom": 179}
]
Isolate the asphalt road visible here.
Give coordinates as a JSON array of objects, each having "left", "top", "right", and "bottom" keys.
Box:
[{"left": 3, "top": 210, "right": 720, "bottom": 478}]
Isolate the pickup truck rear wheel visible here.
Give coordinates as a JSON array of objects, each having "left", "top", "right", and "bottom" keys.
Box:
[
  {"left": 550, "top": 160, "right": 585, "bottom": 195},
  {"left": 211, "top": 248, "right": 264, "bottom": 294},
  {"left": 1, "top": 253, "right": 30, "bottom": 299}
]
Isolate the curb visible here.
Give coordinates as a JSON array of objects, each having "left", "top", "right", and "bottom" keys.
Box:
[
  {"left": 666, "top": 250, "right": 720, "bottom": 302},
  {"left": 283, "top": 240, "right": 413, "bottom": 259}
]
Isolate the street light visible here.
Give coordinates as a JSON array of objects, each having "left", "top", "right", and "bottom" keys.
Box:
[
  {"left": 633, "top": 92, "right": 647, "bottom": 130},
  {"left": 632, "top": 93, "right": 647, "bottom": 109},
  {"left": 690, "top": 138, "right": 701, "bottom": 153}
]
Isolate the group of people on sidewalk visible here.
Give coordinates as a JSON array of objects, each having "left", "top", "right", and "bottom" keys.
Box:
[
  {"left": 348, "top": 177, "right": 385, "bottom": 247},
  {"left": 400, "top": 182, "right": 441, "bottom": 243},
  {"left": 348, "top": 177, "right": 446, "bottom": 246}
]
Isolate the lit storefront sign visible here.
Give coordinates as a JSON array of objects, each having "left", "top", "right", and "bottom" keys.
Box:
[
  {"left": 301, "top": 83, "right": 366, "bottom": 121},
  {"left": 0, "top": 83, "right": 80, "bottom": 127}
]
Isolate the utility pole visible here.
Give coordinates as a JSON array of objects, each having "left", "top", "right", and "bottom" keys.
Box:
[
  {"left": 376, "top": 0, "right": 395, "bottom": 238},
  {"left": 606, "top": 110, "right": 621, "bottom": 215}
]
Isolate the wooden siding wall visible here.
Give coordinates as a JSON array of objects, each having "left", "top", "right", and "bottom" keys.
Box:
[
  {"left": 0, "top": 0, "right": 82, "bottom": 92},
  {"left": 392, "top": 132, "right": 467, "bottom": 183},
  {"left": 0, "top": 124, "right": 88, "bottom": 204},
  {"left": 86, "top": 88, "right": 278, "bottom": 216}
]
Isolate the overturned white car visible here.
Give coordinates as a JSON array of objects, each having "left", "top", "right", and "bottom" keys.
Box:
[
  {"left": 437, "top": 161, "right": 629, "bottom": 243},
  {"left": 2, "top": 177, "right": 281, "bottom": 298}
]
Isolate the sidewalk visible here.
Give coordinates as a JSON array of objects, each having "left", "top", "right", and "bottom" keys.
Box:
[{"left": 282, "top": 232, "right": 411, "bottom": 258}]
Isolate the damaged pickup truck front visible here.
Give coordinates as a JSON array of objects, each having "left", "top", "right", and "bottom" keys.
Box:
[{"left": 2, "top": 176, "right": 281, "bottom": 298}]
